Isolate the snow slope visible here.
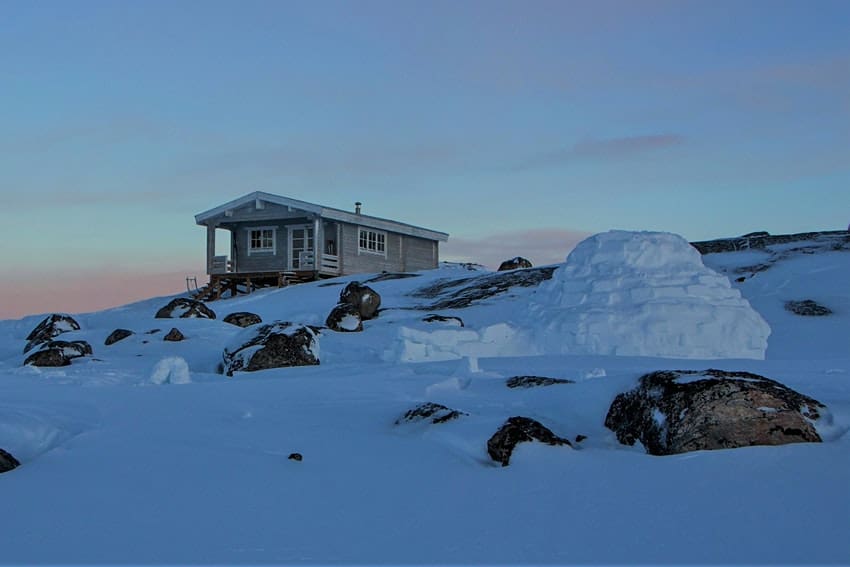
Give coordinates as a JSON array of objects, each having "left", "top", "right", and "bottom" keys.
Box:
[{"left": 0, "top": 233, "right": 848, "bottom": 565}]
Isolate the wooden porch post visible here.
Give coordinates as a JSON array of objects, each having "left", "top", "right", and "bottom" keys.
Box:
[
  {"left": 313, "top": 217, "right": 323, "bottom": 276},
  {"left": 206, "top": 224, "right": 216, "bottom": 274}
]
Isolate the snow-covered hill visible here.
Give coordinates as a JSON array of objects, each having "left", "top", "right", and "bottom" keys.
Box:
[{"left": 0, "top": 231, "right": 847, "bottom": 564}]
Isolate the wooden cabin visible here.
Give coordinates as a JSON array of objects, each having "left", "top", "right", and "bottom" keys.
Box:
[{"left": 194, "top": 191, "right": 449, "bottom": 296}]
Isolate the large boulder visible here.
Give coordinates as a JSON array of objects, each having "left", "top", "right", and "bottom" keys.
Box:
[
  {"left": 339, "top": 282, "right": 381, "bottom": 320},
  {"left": 223, "top": 312, "right": 263, "bottom": 327},
  {"left": 155, "top": 298, "right": 216, "bottom": 320},
  {"left": 24, "top": 340, "right": 92, "bottom": 367},
  {"left": 325, "top": 303, "right": 363, "bottom": 332},
  {"left": 498, "top": 257, "right": 533, "bottom": 271},
  {"left": 0, "top": 449, "right": 20, "bottom": 473},
  {"left": 223, "top": 322, "right": 320, "bottom": 376},
  {"left": 605, "top": 369, "right": 828, "bottom": 456},
  {"left": 105, "top": 328, "right": 134, "bottom": 346},
  {"left": 487, "top": 416, "right": 572, "bottom": 466},
  {"left": 24, "top": 314, "right": 81, "bottom": 353}
]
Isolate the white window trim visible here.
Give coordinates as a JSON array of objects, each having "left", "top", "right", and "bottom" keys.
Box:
[
  {"left": 357, "top": 227, "right": 387, "bottom": 257},
  {"left": 246, "top": 226, "right": 277, "bottom": 256}
]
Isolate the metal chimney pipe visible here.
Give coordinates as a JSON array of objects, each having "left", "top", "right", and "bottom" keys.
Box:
[{"left": 355, "top": 202, "right": 362, "bottom": 215}]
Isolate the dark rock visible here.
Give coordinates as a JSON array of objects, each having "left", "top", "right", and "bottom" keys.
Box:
[
  {"left": 741, "top": 231, "right": 770, "bottom": 238},
  {"left": 785, "top": 299, "right": 832, "bottom": 316},
  {"left": 505, "top": 375, "right": 574, "bottom": 389},
  {"left": 325, "top": 303, "right": 363, "bottom": 332},
  {"left": 105, "top": 329, "right": 134, "bottom": 346},
  {"left": 735, "top": 276, "right": 746, "bottom": 283},
  {"left": 146, "top": 329, "right": 161, "bottom": 334},
  {"left": 604, "top": 369, "right": 827, "bottom": 456},
  {"left": 223, "top": 322, "right": 320, "bottom": 376},
  {"left": 422, "top": 314, "right": 464, "bottom": 327},
  {"left": 413, "top": 266, "right": 556, "bottom": 310},
  {"left": 575, "top": 435, "right": 587, "bottom": 443},
  {"left": 23, "top": 313, "right": 81, "bottom": 353},
  {"left": 163, "top": 328, "right": 185, "bottom": 342},
  {"left": 0, "top": 448, "right": 20, "bottom": 473},
  {"left": 223, "top": 312, "right": 263, "bottom": 327},
  {"left": 498, "top": 257, "right": 533, "bottom": 271},
  {"left": 339, "top": 282, "right": 381, "bottom": 320},
  {"left": 364, "top": 272, "right": 420, "bottom": 283},
  {"left": 24, "top": 340, "right": 92, "bottom": 367},
  {"left": 288, "top": 453, "right": 303, "bottom": 461},
  {"left": 155, "top": 298, "right": 216, "bottom": 320},
  {"left": 395, "top": 402, "right": 467, "bottom": 425},
  {"left": 487, "top": 416, "right": 572, "bottom": 466}
]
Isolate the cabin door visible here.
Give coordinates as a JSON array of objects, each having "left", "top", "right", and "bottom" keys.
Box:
[{"left": 288, "top": 225, "right": 315, "bottom": 270}]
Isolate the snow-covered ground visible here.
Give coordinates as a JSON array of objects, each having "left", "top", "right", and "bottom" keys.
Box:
[{"left": 0, "top": 231, "right": 847, "bottom": 564}]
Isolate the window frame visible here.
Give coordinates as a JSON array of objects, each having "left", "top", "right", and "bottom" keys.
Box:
[
  {"left": 357, "top": 227, "right": 387, "bottom": 257},
  {"left": 246, "top": 226, "right": 277, "bottom": 256}
]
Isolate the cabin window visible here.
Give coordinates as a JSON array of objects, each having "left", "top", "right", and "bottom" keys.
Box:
[
  {"left": 247, "top": 227, "right": 276, "bottom": 255},
  {"left": 358, "top": 228, "right": 386, "bottom": 256}
]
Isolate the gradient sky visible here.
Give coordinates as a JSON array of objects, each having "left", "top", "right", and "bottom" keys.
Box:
[{"left": 1, "top": 0, "right": 848, "bottom": 318}]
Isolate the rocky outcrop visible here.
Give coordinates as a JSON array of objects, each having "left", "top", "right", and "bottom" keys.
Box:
[
  {"left": 24, "top": 314, "right": 81, "bottom": 353},
  {"left": 422, "top": 314, "right": 464, "bottom": 327},
  {"left": 691, "top": 230, "right": 849, "bottom": 255},
  {"left": 105, "top": 329, "right": 134, "bottom": 346},
  {"left": 155, "top": 298, "right": 216, "bottom": 320},
  {"left": 505, "top": 376, "right": 574, "bottom": 389},
  {"left": 24, "top": 340, "right": 92, "bottom": 367},
  {"left": 395, "top": 402, "right": 467, "bottom": 425},
  {"left": 223, "top": 312, "right": 263, "bottom": 327},
  {"left": 163, "top": 328, "right": 185, "bottom": 342},
  {"left": 0, "top": 449, "right": 20, "bottom": 473},
  {"left": 498, "top": 257, "right": 533, "bottom": 271},
  {"left": 325, "top": 303, "right": 363, "bottom": 332},
  {"left": 785, "top": 300, "right": 832, "bottom": 316},
  {"left": 487, "top": 416, "right": 572, "bottom": 466},
  {"left": 223, "top": 322, "right": 320, "bottom": 376},
  {"left": 339, "top": 282, "right": 381, "bottom": 320},
  {"left": 605, "top": 369, "right": 827, "bottom": 456}
]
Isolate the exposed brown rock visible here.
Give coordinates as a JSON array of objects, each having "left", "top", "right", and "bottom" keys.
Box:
[
  {"left": 163, "top": 328, "right": 185, "bottom": 342},
  {"left": 605, "top": 369, "right": 827, "bottom": 456},
  {"left": 105, "top": 329, "right": 134, "bottom": 346},
  {"left": 223, "top": 312, "right": 263, "bottom": 327},
  {"left": 487, "top": 416, "right": 572, "bottom": 466},
  {"left": 498, "top": 257, "right": 533, "bottom": 271}
]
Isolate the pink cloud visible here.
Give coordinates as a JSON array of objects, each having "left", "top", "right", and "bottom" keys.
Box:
[
  {"left": 0, "top": 270, "right": 203, "bottom": 320},
  {"left": 442, "top": 228, "right": 592, "bottom": 269}
]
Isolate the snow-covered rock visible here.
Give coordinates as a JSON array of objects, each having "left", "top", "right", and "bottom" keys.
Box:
[
  {"left": 223, "top": 322, "right": 320, "bottom": 376},
  {"left": 23, "top": 313, "right": 81, "bottom": 353},
  {"left": 528, "top": 231, "right": 771, "bottom": 359}
]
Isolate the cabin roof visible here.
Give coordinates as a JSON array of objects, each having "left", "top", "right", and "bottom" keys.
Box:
[{"left": 195, "top": 191, "right": 449, "bottom": 242}]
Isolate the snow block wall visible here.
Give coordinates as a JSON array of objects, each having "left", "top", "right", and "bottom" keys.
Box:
[
  {"left": 529, "top": 231, "right": 771, "bottom": 359},
  {"left": 383, "top": 323, "right": 526, "bottom": 363}
]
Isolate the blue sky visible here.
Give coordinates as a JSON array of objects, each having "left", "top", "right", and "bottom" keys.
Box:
[{"left": 1, "top": 0, "right": 848, "bottom": 317}]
